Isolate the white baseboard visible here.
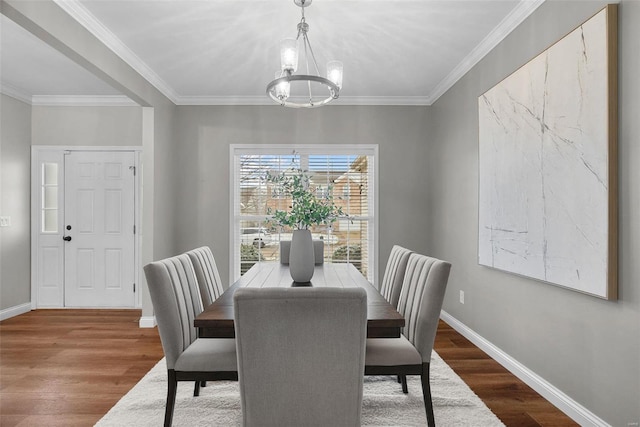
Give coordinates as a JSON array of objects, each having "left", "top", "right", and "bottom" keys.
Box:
[
  {"left": 440, "top": 311, "right": 610, "bottom": 427},
  {"left": 0, "top": 302, "right": 32, "bottom": 321},
  {"left": 139, "top": 315, "right": 156, "bottom": 328}
]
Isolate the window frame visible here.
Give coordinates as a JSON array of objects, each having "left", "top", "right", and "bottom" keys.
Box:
[{"left": 230, "top": 144, "right": 379, "bottom": 284}]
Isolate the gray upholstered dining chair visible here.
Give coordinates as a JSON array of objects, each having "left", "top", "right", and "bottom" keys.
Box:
[
  {"left": 380, "top": 245, "right": 413, "bottom": 308},
  {"left": 379, "top": 245, "right": 413, "bottom": 389},
  {"left": 144, "top": 254, "right": 238, "bottom": 427},
  {"left": 365, "top": 253, "right": 451, "bottom": 427},
  {"left": 279, "top": 239, "right": 325, "bottom": 265},
  {"left": 185, "top": 246, "right": 226, "bottom": 396},
  {"left": 233, "top": 287, "right": 368, "bottom": 427},
  {"left": 186, "top": 246, "right": 224, "bottom": 307}
]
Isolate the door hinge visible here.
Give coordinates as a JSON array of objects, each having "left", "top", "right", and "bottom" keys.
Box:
[
  {"left": 133, "top": 283, "right": 136, "bottom": 293},
  {"left": 129, "top": 165, "right": 136, "bottom": 176},
  {"left": 133, "top": 225, "right": 136, "bottom": 234}
]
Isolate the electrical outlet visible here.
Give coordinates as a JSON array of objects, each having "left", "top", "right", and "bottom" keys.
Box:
[
  {"left": 459, "top": 290, "right": 465, "bottom": 304},
  {"left": 0, "top": 216, "right": 11, "bottom": 227}
]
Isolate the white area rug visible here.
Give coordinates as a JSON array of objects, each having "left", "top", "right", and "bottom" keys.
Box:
[{"left": 96, "top": 352, "right": 504, "bottom": 426}]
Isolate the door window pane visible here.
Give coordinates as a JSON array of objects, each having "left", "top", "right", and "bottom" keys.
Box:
[
  {"left": 43, "top": 210, "right": 58, "bottom": 233},
  {"left": 43, "top": 187, "right": 58, "bottom": 209},
  {"left": 41, "top": 162, "right": 59, "bottom": 233}
]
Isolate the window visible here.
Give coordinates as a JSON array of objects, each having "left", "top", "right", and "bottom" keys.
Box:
[
  {"left": 41, "top": 162, "right": 59, "bottom": 233},
  {"left": 231, "top": 145, "right": 377, "bottom": 283}
]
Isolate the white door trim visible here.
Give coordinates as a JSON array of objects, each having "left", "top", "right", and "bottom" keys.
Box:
[{"left": 30, "top": 146, "right": 143, "bottom": 309}]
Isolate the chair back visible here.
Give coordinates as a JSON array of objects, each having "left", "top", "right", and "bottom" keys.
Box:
[
  {"left": 143, "top": 254, "right": 203, "bottom": 369},
  {"left": 186, "top": 246, "right": 224, "bottom": 306},
  {"left": 234, "top": 287, "right": 367, "bottom": 427},
  {"left": 379, "top": 245, "right": 413, "bottom": 308},
  {"left": 397, "top": 253, "right": 451, "bottom": 362},
  {"left": 279, "top": 240, "right": 325, "bottom": 265}
]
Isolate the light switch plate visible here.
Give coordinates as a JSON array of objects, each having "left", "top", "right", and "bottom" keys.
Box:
[{"left": 0, "top": 216, "right": 11, "bottom": 227}]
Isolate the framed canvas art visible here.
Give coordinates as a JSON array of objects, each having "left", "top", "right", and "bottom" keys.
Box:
[{"left": 478, "top": 5, "right": 618, "bottom": 299}]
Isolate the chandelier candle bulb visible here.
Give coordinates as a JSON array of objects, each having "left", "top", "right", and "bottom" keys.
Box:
[
  {"left": 327, "top": 61, "right": 343, "bottom": 89},
  {"left": 280, "top": 38, "right": 299, "bottom": 71},
  {"left": 274, "top": 71, "right": 290, "bottom": 101}
]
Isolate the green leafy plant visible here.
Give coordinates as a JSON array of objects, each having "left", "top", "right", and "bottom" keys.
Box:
[
  {"left": 332, "top": 244, "right": 362, "bottom": 261},
  {"left": 265, "top": 168, "right": 346, "bottom": 230},
  {"left": 332, "top": 244, "right": 364, "bottom": 274},
  {"left": 240, "top": 244, "right": 261, "bottom": 275},
  {"left": 240, "top": 243, "right": 261, "bottom": 261}
]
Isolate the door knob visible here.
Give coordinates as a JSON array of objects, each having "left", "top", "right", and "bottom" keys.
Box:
[{"left": 63, "top": 236, "right": 72, "bottom": 241}]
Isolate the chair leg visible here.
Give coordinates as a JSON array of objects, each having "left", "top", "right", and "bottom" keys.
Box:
[
  {"left": 165, "top": 370, "right": 178, "bottom": 427},
  {"left": 193, "top": 380, "right": 201, "bottom": 397},
  {"left": 400, "top": 375, "right": 408, "bottom": 393},
  {"left": 397, "top": 375, "right": 402, "bottom": 383},
  {"left": 421, "top": 363, "right": 435, "bottom": 427},
  {"left": 201, "top": 380, "right": 207, "bottom": 387}
]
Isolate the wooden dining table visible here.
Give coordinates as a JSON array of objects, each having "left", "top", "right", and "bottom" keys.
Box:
[{"left": 195, "top": 262, "right": 405, "bottom": 338}]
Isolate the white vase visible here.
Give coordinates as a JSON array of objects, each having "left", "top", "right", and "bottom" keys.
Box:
[{"left": 289, "top": 229, "right": 315, "bottom": 283}]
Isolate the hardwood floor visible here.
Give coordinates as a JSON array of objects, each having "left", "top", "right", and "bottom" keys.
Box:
[
  {"left": 0, "top": 310, "right": 164, "bottom": 426},
  {"left": 0, "top": 310, "right": 576, "bottom": 426},
  {"left": 434, "top": 320, "right": 578, "bottom": 427}
]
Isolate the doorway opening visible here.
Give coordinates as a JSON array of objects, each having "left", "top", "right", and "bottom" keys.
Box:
[{"left": 31, "top": 146, "right": 142, "bottom": 308}]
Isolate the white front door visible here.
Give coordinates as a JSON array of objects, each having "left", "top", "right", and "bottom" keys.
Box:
[{"left": 63, "top": 151, "right": 136, "bottom": 307}]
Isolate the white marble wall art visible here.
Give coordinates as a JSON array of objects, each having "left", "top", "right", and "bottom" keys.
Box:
[{"left": 478, "top": 6, "right": 617, "bottom": 299}]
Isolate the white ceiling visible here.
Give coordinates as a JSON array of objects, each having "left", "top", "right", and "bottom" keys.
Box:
[
  {"left": 0, "top": 14, "right": 128, "bottom": 105},
  {"left": 1, "top": 0, "right": 544, "bottom": 106}
]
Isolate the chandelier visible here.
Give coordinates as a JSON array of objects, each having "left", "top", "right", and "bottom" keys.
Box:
[{"left": 266, "top": 0, "right": 343, "bottom": 108}]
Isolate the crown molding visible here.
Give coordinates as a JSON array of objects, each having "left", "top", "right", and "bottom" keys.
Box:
[
  {"left": 175, "top": 96, "right": 272, "bottom": 106},
  {"left": 175, "top": 95, "right": 431, "bottom": 106},
  {"left": 427, "top": 0, "right": 546, "bottom": 105},
  {"left": 1, "top": 83, "right": 33, "bottom": 104},
  {"left": 1, "top": 83, "right": 136, "bottom": 106},
  {"left": 53, "top": 0, "right": 180, "bottom": 104},
  {"left": 333, "top": 96, "right": 431, "bottom": 106},
  {"left": 31, "top": 95, "right": 138, "bottom": 106}
]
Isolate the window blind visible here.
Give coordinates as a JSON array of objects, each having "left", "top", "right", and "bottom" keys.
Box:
[{"left": 231, "top": 145, "right": 377, "bottom": 283}]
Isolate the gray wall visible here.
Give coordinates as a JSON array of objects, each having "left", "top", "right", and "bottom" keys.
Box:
[
  {"left": 29, "top": 104, "right": 176, "bottom": 318},
  {"left": 151, "top": 103, "right": 178, "bottom": 262},
  {"left": 0, "top": 104, "right": 144, "bottom": 313},
  {"left": 31, "top": 106, "right": 143, "bottom": 146},
  {"left": 2, "top": 0, "right": 179, "bottom": 319},
  {"left": 0, "top": 94, "right": 32, "bottom": 311},
  {"left": 427, "top": 1, "right": 640, "bottom": 425},
  {"left": 173, "top": 105, "right": 430, "bottom": 288},
  {"left": 2, "top": 103, "right": 174, "bottom": 318}
]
